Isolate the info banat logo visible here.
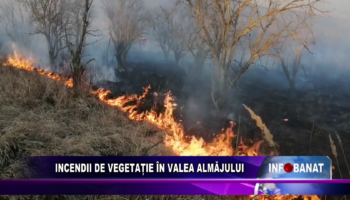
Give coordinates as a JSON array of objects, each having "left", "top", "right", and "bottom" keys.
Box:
[{"left": 255, "top": 156, "right": 332, "bottom": 195}]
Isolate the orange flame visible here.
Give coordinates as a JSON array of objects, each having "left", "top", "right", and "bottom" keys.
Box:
[
  {"left": 6, "top": 45, "right": 36, "bottom": 71},
  {"left": 4, "top": 44, "right": 256, "bottom": 156},
  {"left": 3, "top": 45, "right": 321, "bottom": 200},
  {"left": 5, "top": 45, "right": 73, "bottom": 88},
  {"left": 93, "top": 88, "right": 239, "bottom": 156}
]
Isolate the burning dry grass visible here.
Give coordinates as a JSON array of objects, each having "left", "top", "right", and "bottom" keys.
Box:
[
  {"left": 0, "top": 57, "right": 250, "bottom": 200},
  {"left": 0, "top": 48, "right": 319, "bottom": 200},
  {"left": 3, "top": 45, "right": 244, "bottom": 156},
  {"left": 0, "top": 65, "right": 169, "bottom": 176}
]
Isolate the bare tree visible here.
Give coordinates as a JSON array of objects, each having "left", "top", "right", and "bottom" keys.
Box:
[
  {"left": 274, "top": 40, "right": 307, "bottom": 90},
  {"left": 182, "top": 0, "right": 326, "bottom": 110},
  {"left": 0, "top": 1, "right": 32, "bottom": 48},
  {"left": 182, "top": 31, "right": 210, "bottom": 76},
  {"left": 64, "top": 0, "right": 94, "bottom": 88},
  {"left": 103, "top": 0, "right": 150, "bottom": 73},
  {"left": 171, "top": 23, "right": 188, "bottom": 66},
  {"left": 151, "top": 5, "right": 188, "bottom": 65},
  {"left": 179, "top": 8, "right": 210, "bottom": 76},
  {"left": 151, "top": 8, "right": 173, "bottom": 61},
  {"left": 21, "top": 0, "right": 70, "bottom": 66}
]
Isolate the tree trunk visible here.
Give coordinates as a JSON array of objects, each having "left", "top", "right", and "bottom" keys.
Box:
[
  {"left": 115, "top": 53, "right": 125, "bottom": 71},
  {"left": 115, "top": 49, "right": 130, "bottom": 80},
  {"left": 174, "top": 53, "right": 180, "bottom": 66},
  {"left": 49, "top": 50, "right": 55, "bottom": 66},
  {"left": 46, "top": 36, "right": 55, "bottom": 66},
  {"left": 211, "top": 66, "right": 229, "bottom": 110},
  {"left": 281, "top": 62, "right": 296, "bottom": 91},
  {"left": 122, "top": 51, "right": 127, "bottom": 66},
  {"left": 115, "top": 42, "right": 128, "bottom": 71},
  {"left": 189, "top": 56, "right": 205, "bottom": 78},
  {"left": 72, "top": 72, "right": 80, "bottom": 89},
  {"left": 71, "top": 63, "right": 84, "bottom": 89}
]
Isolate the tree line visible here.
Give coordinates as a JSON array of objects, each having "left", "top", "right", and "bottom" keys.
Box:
[{"left": 0, "top": 0, "right": 327, "bottom": 110}]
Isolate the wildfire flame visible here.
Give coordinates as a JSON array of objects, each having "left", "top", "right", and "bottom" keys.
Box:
[
  {"left": 4, "top": 44, "right": 253, "bottom": 156},
  {"left": 93, "top": 88, "right": 237, "bottom": 156},
  {"left": 2, "top": 45, "right": 321, "bottom": 199},
  {"left": 5, "top": 45, "right": 73, "bottom": 88}
]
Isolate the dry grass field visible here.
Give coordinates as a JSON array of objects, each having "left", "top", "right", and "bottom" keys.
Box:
[{"left": 0, "top": 61, "right": 318, "bottom": 200}]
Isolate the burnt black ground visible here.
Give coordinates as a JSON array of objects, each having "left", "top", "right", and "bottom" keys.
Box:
[{"left": 94, "top": 61, "right": 350, "bottom": 180}]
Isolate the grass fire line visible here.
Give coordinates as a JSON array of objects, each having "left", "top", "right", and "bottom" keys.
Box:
[{"left": 54, "top": 162, "right": 245, "bottom": 175}]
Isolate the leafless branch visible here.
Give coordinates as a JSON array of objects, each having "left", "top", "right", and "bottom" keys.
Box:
[
  {"left": 0, "top": 1, "right": 32, "bottom": 48},
  {"left": 63, "top": 0, "right": 94, "bottom": 88},
  {"left": 103, "top": 0, "right": 151, "bottom": 71},
  {"left": 181, "top": 0, "right": 327, "bottom": 109}
]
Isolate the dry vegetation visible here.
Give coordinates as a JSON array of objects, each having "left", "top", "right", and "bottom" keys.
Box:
[
  {"left": 0, "top": 63, "right": 168, "bottom": 177},
  {"left": 0, "top": 58, "right": 317, "bottom": 200},
  {"left": 0, "top": 0, "right": 344, "bottom": 199}
]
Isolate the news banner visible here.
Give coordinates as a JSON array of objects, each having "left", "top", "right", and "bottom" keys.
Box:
[{"left": 1, "top": 156, "right": 350, "bottom": 195}]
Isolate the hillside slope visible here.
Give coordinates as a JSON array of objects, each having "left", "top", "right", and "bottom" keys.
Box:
[
  {"left": 0, "top": 64, "right": 316, "bottom": 200},
  {"left": 0, "top": 64, "right": 168, "bottom": 176}
]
